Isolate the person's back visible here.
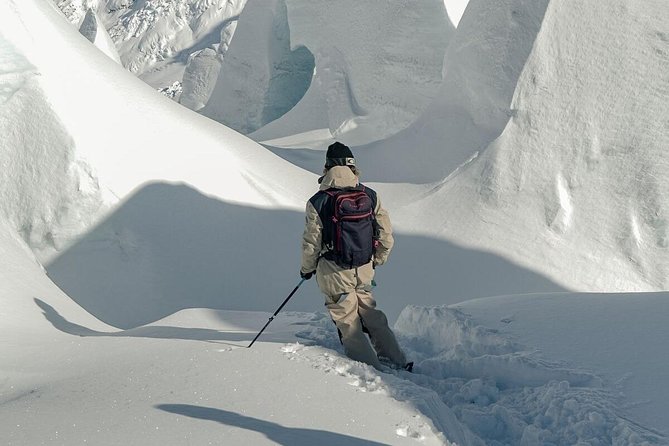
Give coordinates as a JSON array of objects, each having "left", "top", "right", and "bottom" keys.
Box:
[{"left": 300, "top": 142, "right": 411, "bottom": 371}]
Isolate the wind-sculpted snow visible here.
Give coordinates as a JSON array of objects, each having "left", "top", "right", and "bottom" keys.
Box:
[
  {"left": 200, "top": 0, "right": 315, "bottom": 134},
  {"left": 0, "top": 26, "right": 108, "bottom": 262},
  {"left": 359, "top": 0, "right": 669, "bottom": 296},
  {"left": 209, "top": 0, "right": 453, "bottom": 143},
  {"left": 419, "top": 0, "right": 669, "bottom": 292},
  {"left": 106, "top": 0, "right": 248, "bottom": 80},
  {"left": 332, "top": 0, "right": 550, "bottom": 183}
]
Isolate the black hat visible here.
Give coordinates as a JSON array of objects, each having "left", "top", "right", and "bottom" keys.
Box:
[{"left": 325, "top": 141, "right": 355, "bottom": 168}]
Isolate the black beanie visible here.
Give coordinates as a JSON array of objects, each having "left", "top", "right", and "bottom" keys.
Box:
[{"left": 325, "top": 141, "right": 355, "bottom": 168}]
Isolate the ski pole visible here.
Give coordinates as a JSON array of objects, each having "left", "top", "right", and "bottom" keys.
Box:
[{"left": 247, "top": 278, "right": 306, "bottom": 348}]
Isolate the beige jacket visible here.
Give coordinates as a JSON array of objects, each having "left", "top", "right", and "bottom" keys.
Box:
[{"left": 301, "top": 166, "right": 394, "bottom": 296}]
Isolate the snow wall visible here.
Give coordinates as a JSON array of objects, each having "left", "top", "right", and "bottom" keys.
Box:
[
  {"left": 423, "top": 0, "right": 669, "bottom": 291},
  {"left": 202, "top": 0, "right": 454, "bottom": 143}
]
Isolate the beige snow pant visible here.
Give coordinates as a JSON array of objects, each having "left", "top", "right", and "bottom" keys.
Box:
[{"left": 323, "top": 266, "right": 407, "bottom": 371}]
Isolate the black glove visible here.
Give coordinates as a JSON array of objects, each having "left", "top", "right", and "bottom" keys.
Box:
[{"left": 300, "top": 270, "right": 314, "bottom": 280}]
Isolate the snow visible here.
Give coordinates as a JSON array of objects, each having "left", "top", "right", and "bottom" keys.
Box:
[
  {"left": 212, "top": 0, "right": 454, "bottom": 144},
  {"left": 406, "top": 0, "right": 669, "bottom": 294},
  {"left": 78, "top": 8, "right": 121, "bottom": 64},
  {"left": 3, "top": 0, "right": 669, "bottom": 444},
  {"left": 443, "top": 0, "right": 471, "bottom": 26},
  {"left": 199, "top": 0, "right": 315, "bottom": 135},
  {"left": 105, "top": 0, "right": 248, "bottom": 86}
]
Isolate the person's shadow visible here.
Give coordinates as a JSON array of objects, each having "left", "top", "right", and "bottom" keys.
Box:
[{"left": 156, "top": 404, "right": 390, "bottom": 446}]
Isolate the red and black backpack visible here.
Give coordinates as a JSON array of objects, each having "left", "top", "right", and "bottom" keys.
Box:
[{"left": 310, "top": 185, "right": 380, "bottom": 269}]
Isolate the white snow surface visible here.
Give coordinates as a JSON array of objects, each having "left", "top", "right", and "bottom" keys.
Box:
[
  {"left": 53, "top": 0, "right": 248, "bottom": 90},
  {"left": 78, "top": 8, "right": 121, "bottom": 63},
  {"left": 2, "top": 0, "right": 669, "bottom": 444},
  {"left": 208, "top": 0, "right": 454, "bottom": 144},
  {"left": 409, "top": 0, "right": 669, "bottom": 293}
]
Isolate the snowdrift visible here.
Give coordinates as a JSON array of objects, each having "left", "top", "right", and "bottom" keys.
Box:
[{"left": 0, "top": 16, "right": 108, "bottom": 263}]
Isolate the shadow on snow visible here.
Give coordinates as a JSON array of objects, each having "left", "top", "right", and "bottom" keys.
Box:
[
  {"left": 46, "top": 182, "right": 564, "bottom": 329},
  {"left": 156, "top": 404, "right": 390, "bottom": 446}
]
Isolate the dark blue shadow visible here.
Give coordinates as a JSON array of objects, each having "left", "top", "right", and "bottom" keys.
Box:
[{"left": 156, "top": 404, "right": 389, "bottom": 446}]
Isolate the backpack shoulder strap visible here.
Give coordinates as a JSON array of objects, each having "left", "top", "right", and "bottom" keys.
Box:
[
  {"left": 309, "top": 190, "right": 331, "bottom": 215},
  {"left": 357, "top": 184, "right": 377, "bottom": 212}
]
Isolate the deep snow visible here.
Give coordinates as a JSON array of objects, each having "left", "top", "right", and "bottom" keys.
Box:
[{"left": 3, "top": 0, "right": 669, "bottom": 444}]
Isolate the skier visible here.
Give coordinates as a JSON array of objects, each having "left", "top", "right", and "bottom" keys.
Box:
[{"left": 300, "top": 142, "right": 412, "bottom": 372}]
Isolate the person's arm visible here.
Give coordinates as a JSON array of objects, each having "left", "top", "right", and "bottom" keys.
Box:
[
  {"left": 373, "top": 196, "right": 394, "bottom": 266},
  {"left": 301, "top": 201, "right": 322, "bottom": 274}
]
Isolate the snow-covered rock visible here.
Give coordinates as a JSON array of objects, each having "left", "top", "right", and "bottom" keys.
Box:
[
  {"left": 341, "top": 0, "right": 550, "bottom": 183},
  {"left": 52, "top": 0, "right": 92, "bottom": 24},
  {"left": 106, "top": 0, "right": 248, "bottom": 86}
]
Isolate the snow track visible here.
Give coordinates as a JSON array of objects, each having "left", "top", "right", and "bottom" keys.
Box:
[{"left": 289, "top": 307, "right": 665, "bottom": 445}]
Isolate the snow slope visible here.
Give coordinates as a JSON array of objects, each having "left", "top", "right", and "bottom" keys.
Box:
[
  {"left": 0, "top": 19, "right": 109, "bottom": 263},
  {"left": 6, "top": 0, "right": 313, "bottom": 207},
  {"left": 205, "top": 0, "right": 454, "bottom": 144},
  {"left": 393, "top": 293, "right": 669, "bottom": 444},
  {"left": 3, "top": 0, "right": 669, "bottom": 444},
  {"left": 268, "top": 0, "right": 550, "bottom": 183},
  {"left": 407, "top": 0, "right": 669, "bottom": 293},
  {"left": 0, "top": 224, "right": 453, "bottom": 445}
]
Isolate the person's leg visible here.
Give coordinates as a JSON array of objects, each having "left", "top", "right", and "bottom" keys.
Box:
[
  {"left": 325, "top": 292, "right": 382, "bottom": 370},
  {"left": 356, "top": 290, "right": 408, "bottom": 367}
]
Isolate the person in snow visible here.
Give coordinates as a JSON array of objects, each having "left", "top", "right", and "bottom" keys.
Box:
[{"left": 300, "top": 142, "right": 412, "bottom": 372}]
